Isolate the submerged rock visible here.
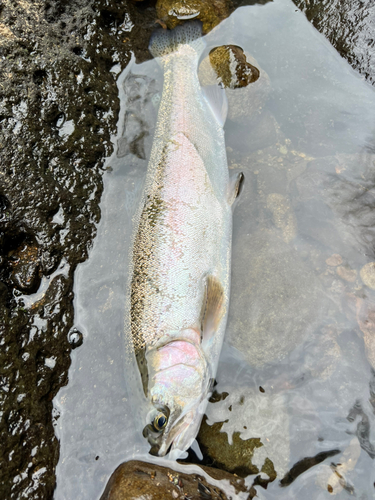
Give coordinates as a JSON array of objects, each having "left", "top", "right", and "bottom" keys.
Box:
[
  {"left": 198, "top": 388, "right": 289, "bottom": 479},
  {"left": 228, "top": 228, "right": 325, "bottom": 367},
  {"left": 199, "top": 51, "right": 271, "bottom": 121},
  {"left": 100, "top": 460, "right": 248, "bottom": 500}
]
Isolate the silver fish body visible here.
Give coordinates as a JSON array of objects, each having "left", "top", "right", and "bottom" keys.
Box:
[{"left": 129, "top": 22, "right": 242, "bottom": 457}]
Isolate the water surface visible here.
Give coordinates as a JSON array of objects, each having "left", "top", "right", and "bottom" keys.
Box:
[{"left": 54, "top": 1, "right": 375, "bottom": 498}]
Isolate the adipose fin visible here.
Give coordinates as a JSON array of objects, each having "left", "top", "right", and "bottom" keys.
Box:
[{"left": 228, "top": 172, "right": 245, "bottom": 206}]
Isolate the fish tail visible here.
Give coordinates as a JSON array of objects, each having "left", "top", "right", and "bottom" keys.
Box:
[{"left": 149, "top": 21, "right": 206, "bottom": 61}]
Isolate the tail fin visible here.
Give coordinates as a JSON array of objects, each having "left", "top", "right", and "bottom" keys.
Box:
[{"left": 149, "top": 21, "right": 206, "bottom": 60}]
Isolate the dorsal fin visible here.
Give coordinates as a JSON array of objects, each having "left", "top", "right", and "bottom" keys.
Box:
[{"left": 200, "top": 275, "right": 225, "bottom": 344}]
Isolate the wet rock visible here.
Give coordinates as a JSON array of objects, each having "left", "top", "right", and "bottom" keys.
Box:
[
  {"left": 156, "top": 0, "right": 230, "bottom": 33},
  {"left": 209, "top": 45, "right": 260, "bottom": 89},
  {"left": 100, "top": 460, "right": 248, "bottom": 500},
  {"left": 199, "top": 51, "right": 271, "bottom": 121},
  {"left": 0, "top": 0, "right": 136, "bottom": 497},
  {"left": 326, "top": 254, "right": 343, "bottom": 267},
  {"left": 266, "top": 193, "right": 297, "bottom": 243},
  {"left": 9, "top": 243, "right": 40, "bottom": 293},
  {"left": 293, "top": 0, "right": 375, "bottom": 86},
  {"left": 198, "top": 388, "right": 289, "bottom": 479},
  {"left": 0, "top": 272, "right": 74, "bottom": 499},
  {"left": 360, "top": 262, "right": 375, "bottom": 290},
  {"left": 228, "top": 228, "right": 326, "bottom": 366}
]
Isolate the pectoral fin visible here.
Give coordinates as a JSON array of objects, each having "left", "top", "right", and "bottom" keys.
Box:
[
  {"left": 228, "top": 172, "right": 245, "bottom": 206},
  {"left": 200, "top": 275, "right": 225, "bottom": 344},
  {"left": 202, "top": 84, "right": 228, "bottom": 128}
]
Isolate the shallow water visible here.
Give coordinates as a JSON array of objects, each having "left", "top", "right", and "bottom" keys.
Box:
[{"left": 54, "top": 1, "right": 375, "bottom": 498}]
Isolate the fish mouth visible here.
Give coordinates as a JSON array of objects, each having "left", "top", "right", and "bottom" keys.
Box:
[
  {"left": 142, "top": 417, "right": 184, "bottom": 457},
  {"left": 143, "top": 407, "right": 202, "bottom": 458},
  {"left": 142, "top": 423, "right": 172, "bottom": 456},
  {"left": 142, "top": 403, "right": 173, "bottom": 455}
]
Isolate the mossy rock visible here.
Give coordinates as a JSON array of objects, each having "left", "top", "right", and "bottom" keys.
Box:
[
  {"left": 197, "top": 386, "right": 287, "bottom": 483},
  {"left": 156, "top": 0, "right": 230, "bottom": 32},
  {"left": 198, "top": 416, "right": 263, "bottom": 477},
  {"left": 209, "top": 45, "right": 260, "bottom": 89},
  {"left": 199, "top": 49, "right": 271, "bottom": 121}
]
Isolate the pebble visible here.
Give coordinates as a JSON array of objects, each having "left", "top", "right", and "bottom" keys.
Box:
[
  {"left": 68, "top": 328, "right": 84, "bottom": 349},
  {"left": 325, "top": 254, "right": 343, "bottom": 267}
]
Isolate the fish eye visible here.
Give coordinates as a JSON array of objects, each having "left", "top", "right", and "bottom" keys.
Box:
[{"left": 153, "top": 412, "right": 168, "bottom": 432}]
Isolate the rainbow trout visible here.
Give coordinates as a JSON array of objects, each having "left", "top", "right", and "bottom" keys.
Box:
[{"left": 130, "top": 22, "right": 243, "bottom": 457}]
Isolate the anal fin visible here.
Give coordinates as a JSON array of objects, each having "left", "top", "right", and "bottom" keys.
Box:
[{"left": 200, "top": 275, "right": 225, "bottom": 344}]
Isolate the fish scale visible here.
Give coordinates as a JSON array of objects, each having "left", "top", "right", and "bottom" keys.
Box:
[{"left": 127, "top": 21, "right": 242, "bottom": 457}]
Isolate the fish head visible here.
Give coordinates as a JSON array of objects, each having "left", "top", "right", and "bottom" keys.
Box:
[{"left": 143, "top": 339, "right": 211, "bottom": 457}]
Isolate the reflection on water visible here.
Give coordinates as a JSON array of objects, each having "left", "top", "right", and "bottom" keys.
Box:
[{"left": 54, "top": 0, "right": 375, "bottom": 498}]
